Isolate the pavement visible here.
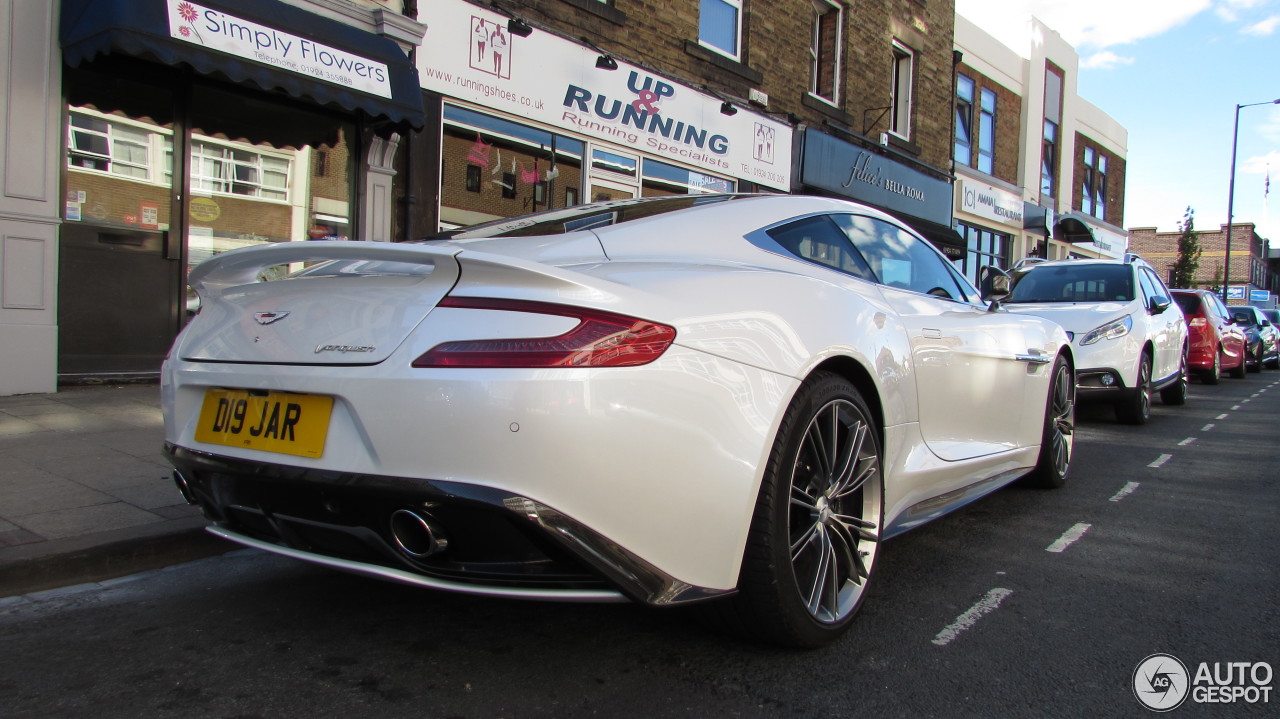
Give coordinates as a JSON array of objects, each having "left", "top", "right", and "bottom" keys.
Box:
[{"left": 0, "top": 383, "right": 232, "bottom": 597}]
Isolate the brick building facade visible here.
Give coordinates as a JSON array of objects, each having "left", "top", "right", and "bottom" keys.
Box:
[{"left": 1129, "top": 223, "right": 1272, "bottom": 304}]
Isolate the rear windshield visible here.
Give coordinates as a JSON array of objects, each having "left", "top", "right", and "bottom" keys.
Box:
[
  {"left": 1173, "top": 293, "right": 1200, "bottom": 315},
  {"left": 1007, "top": 264, "right": 1134, "bottom": 303},
  {"left": 430, "top": 194, "right": 744, "bottom": 239}
]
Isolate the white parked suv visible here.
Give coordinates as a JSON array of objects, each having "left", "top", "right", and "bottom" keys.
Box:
[{"left": 1000, "top": 254, "right": 1188, "bottom": 424}]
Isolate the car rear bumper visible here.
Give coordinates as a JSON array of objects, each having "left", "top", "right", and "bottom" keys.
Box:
[{"left": 167, "top": 444, "right": 730, "bottom": 606}]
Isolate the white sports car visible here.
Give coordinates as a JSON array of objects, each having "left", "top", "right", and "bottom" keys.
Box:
[{"left": 163, "top": 194, "right": 1075, "bottom": 647}]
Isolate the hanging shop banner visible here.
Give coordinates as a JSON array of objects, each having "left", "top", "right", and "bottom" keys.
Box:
[
  {"left": 166, "top": 0, "right": 394, "bottom": 99},
  {"left": 417, "top": 0, "right": 792, "bottom": 190},
  {"left": 957, "top": 178, "right": 1023, "bottom": 229}
]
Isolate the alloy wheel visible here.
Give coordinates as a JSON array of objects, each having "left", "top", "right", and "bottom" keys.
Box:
[{"left": 787, "top": 398, "right": 882, "bottom": 624}]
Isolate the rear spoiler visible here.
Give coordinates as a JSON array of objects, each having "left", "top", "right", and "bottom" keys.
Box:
[{"left": 188, "top": 240, "right": 461, "bottom": 293}]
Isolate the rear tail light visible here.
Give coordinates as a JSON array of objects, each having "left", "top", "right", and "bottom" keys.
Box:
[{"left": 413, "top": 297, "right": 676, "bottom": 368}]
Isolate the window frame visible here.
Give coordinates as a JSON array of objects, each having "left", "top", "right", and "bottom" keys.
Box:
[
  {"left": 1082, "top": 146, "right": 1108, "bottom": 219},
  {"left": 977, "top": 87, "right": 996, "bottom": 174},
  {"left": 66, "top": 109, "right": 163, "bottom": 183},
  {"left": 890, "top": 41, "right": 914, "bottom": 139},
  {"left": 954, "top": 74, "right": 974, "bottom": 166},
  {"left": 189, "top": 138, "right": 292, "bottom": 202},
  {"left": 698, "top": 0, "right": 743, "bottom": 61},
  {"left": 808, "top": 0, "right": 843, "bottom": 105}
]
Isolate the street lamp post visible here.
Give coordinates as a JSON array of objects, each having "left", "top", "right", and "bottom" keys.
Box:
[{"left": 1223, "top": 98, "right": 1280, "bottom": 304}]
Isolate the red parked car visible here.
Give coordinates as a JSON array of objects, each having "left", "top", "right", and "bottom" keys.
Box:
[{"left": 1171, "top": 289, "right": 1247, "bottom": 383}]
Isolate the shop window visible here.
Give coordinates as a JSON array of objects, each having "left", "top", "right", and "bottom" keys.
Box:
[
  {"left": 890, "top": 42, "right": 914, "bottom": 139},
  {"left": 641, "top": 158, "right": 734, "bottom": 196},
  {"left": 977, "top": 88, "right": 996, "bottom": 174},
  {"left": 809, "top": 1, "right": 842, "bottom": 104},
  {"left": 699, "top": 0, "right": 742, "bottom": 60},
  {"left": 954, "top": 75, "right": 974, "bottom": 166},
  {"left": 955, "top": 223, "right": 1011, "bottom": 286},
  {"left": 441, "top": 104, "right": 584, "bottom": 226}
]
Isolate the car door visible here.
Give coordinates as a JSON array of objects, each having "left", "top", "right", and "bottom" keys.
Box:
[
  {"left": 1138, "top": 267, "right": 1183, "bottom": 383},
  {"left": 835, "top": 214, "right": 1048, "bottom": 461}
]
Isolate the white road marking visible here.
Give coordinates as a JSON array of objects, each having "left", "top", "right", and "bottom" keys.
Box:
[
  {"left": 1216, "top": 414, "right": 1229, "bottom": 420},
  {"left": 1202, "top": 424, "right": 1215, "bottom": 432},
  {"left": 1148, "top": 454, "right": 1173, "bottom": 468},
  {"left": 1232, "top": 405, "right": 1243, "bottom": 410},
  {"left": 931, "top": 588, "right": 1013, "bottom": 646},
  {"left": 1110, "top": 482, "right": 1140, "bottom": 502},
  {"left": 1178, "top": 437, "right": 1197, "bottom": 446},
  {"left": 1046, "top": 523, "right": 1092, "bottom": 553}
]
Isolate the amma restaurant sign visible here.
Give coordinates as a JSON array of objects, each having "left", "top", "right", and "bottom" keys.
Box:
[{"left": 958, "top": 179, "right": 1023, "bottom": 229}]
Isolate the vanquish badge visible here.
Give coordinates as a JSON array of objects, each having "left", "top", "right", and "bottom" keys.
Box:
[
  {"left": 315, "top": 344, "right": 376, "bottom": 354},
  {"left": 254, "top": 311, "right": 291, "bottom": 325}
]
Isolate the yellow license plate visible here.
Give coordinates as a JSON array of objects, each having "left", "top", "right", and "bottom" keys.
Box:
[{"left": 194, "top": 389, "right": 333, "bottom": 458}]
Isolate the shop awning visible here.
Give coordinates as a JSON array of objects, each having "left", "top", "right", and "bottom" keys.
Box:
[
  {"left": 60, "top": 0, "right": 424, "bottom": 130},
  {"left": 884, "top": 210, "right": 967, "bottom": 261},
  {"left": 1054, "top": 213, "right": 1098, "bottom": 244}
]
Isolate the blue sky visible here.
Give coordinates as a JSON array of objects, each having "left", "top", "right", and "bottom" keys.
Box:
[{"left": 956, "top": 0, "right": 1280, "bottom": 242}]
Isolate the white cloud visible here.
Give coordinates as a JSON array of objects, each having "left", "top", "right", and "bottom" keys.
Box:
[
  {"left": 1080, "top": 51, "right": 1136, "bottom": 69},
  {"left": 1241, "top": 14, "right": 1280, "bottom": 34},
  {"left": 956, "top": 0, "right": 1211, "bottom": 52}
]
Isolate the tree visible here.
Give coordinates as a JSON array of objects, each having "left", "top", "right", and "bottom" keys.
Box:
[{"left": 1169, "top": 206, "right": 1202, "bottom": 288}]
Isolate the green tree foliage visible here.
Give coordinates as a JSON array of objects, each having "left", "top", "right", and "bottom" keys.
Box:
[{"left": 1169, "top": 207, "right": 1202, "bottom": 288}]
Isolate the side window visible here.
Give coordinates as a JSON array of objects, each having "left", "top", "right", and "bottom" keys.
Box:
[
  {"left": 764, "top": 215, "right": 875, "bottom": 281},
  {"left": 834, "top": 214, "right": 966, "bottom": 301},
  {"left": 1140, "top": 268, "right": 1171, "bottom": 308}
]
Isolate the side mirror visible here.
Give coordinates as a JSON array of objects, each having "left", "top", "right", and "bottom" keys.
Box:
[
  {"left": 979, "top": 266, "right": 1012, "bottom": 310},
  {"left": 1150, "top": 297, "right": 1171, "bottom": 314}
]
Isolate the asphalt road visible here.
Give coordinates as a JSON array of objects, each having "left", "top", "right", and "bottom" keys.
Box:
[{"left": 2, "top": 374, "right": 1277, "bottom": 718}]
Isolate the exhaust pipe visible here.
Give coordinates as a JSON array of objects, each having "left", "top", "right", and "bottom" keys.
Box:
[
  {"left": 389, "top": 509, "right": 449, "bottom": 559},
  {"left": 173, "top": 470, "right": 197, "bottom": 505}
]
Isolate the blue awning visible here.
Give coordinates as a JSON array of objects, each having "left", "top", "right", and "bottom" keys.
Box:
[{"left": 60, "top": 0, "right": 424, "bottom": 130}]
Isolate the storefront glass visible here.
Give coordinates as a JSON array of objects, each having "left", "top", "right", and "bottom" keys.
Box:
[
  {"left": 955, "top": 222, "right": 1011, "bottom": 285},
  {"left": 440, "top": 104, "right": 734, "bottom": 228}
]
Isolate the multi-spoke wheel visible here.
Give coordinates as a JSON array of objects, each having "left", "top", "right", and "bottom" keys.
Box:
[
  {"left": 1116, "top": 351, "right": 1152, "bottom": 425},
  {"left": 726, "top": 371, "right": 882, "bottom": 648},
  {"left": 1160, "top": 347, "right": 1188, "bottom": 405},
  {"left": 1021, "top": 354, "right": 1074, "bottom": 488},
  {"left": 1202, "top": 349, "right": 1221, "bottom": 385}
]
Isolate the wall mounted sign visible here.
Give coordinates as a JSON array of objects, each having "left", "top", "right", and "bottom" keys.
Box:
[
  {"left": 799, "top": 129, "right": 952, "bottom": 226},
  {"left": 417, "top": 0, "right": 792, "bottom": 190},
  {"left": 957, "top": 178, "right": 1023, "bottom": 229},
  {"left": 167, "top": 0, "right": 393, "bottom": 98}
]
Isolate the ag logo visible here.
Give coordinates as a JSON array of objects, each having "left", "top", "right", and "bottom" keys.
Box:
[{"left": 1134, "top": 653, "right": 1189, "bottom": 711}]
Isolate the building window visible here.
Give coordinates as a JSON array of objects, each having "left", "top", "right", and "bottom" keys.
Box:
[
  {"left": 1082, "top": 147, "right": 1107, "bottom": 219},
  {"left": 190, "top": 140, "right": 291, "bottom": 202},
  {"left": 890, "top": 42, "right": 914, "bottom": 139},
  {"left": 1041, "top": 66, "right": 1063, "bottom": 199},
  {"left": 501, "top": 172, "right": 517, "bottom": 199},
  {"left": 67, "top": 111, "right": 155, "bottom": 181},
  {"left": 699, "top": 0, "right": 742, "bottom": 60},
  {"left": 955, "top": 74, "right": 974, "bottom": 165},
  {"left": 956, "top": 222, "right": 1011, "bottom": 286},
  {"left": 466, "top": 164, "right": 482, "bottom": 192},
  {"left": 977, "top": 88, "right": 996, "bottom": 174},
  {"left": 809, "top": 0, "right": 842, "bottom": 103}
]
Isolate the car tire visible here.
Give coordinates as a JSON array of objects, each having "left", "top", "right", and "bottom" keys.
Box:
[
  {"left": 724, "top": 371, "right": 883, "bottom": 648},
  {"left": 1248, "top": 348, "right": 1262, "bottom": 373},
  {"left": 1020, "top": 354, "right": 1074, "bottom": 489},
  {"left": 1115, "top": 351, "right": 1152, "bottom": 425},
  {"left": 1202, "top": 350, "right": 1221, "bottom": 385},
  {"left": 1159, "top": 348, "right": 1188, "bottom": 406},
  {"left": 1228, "top": 349, "right": 1247, "bottom": 379}
]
